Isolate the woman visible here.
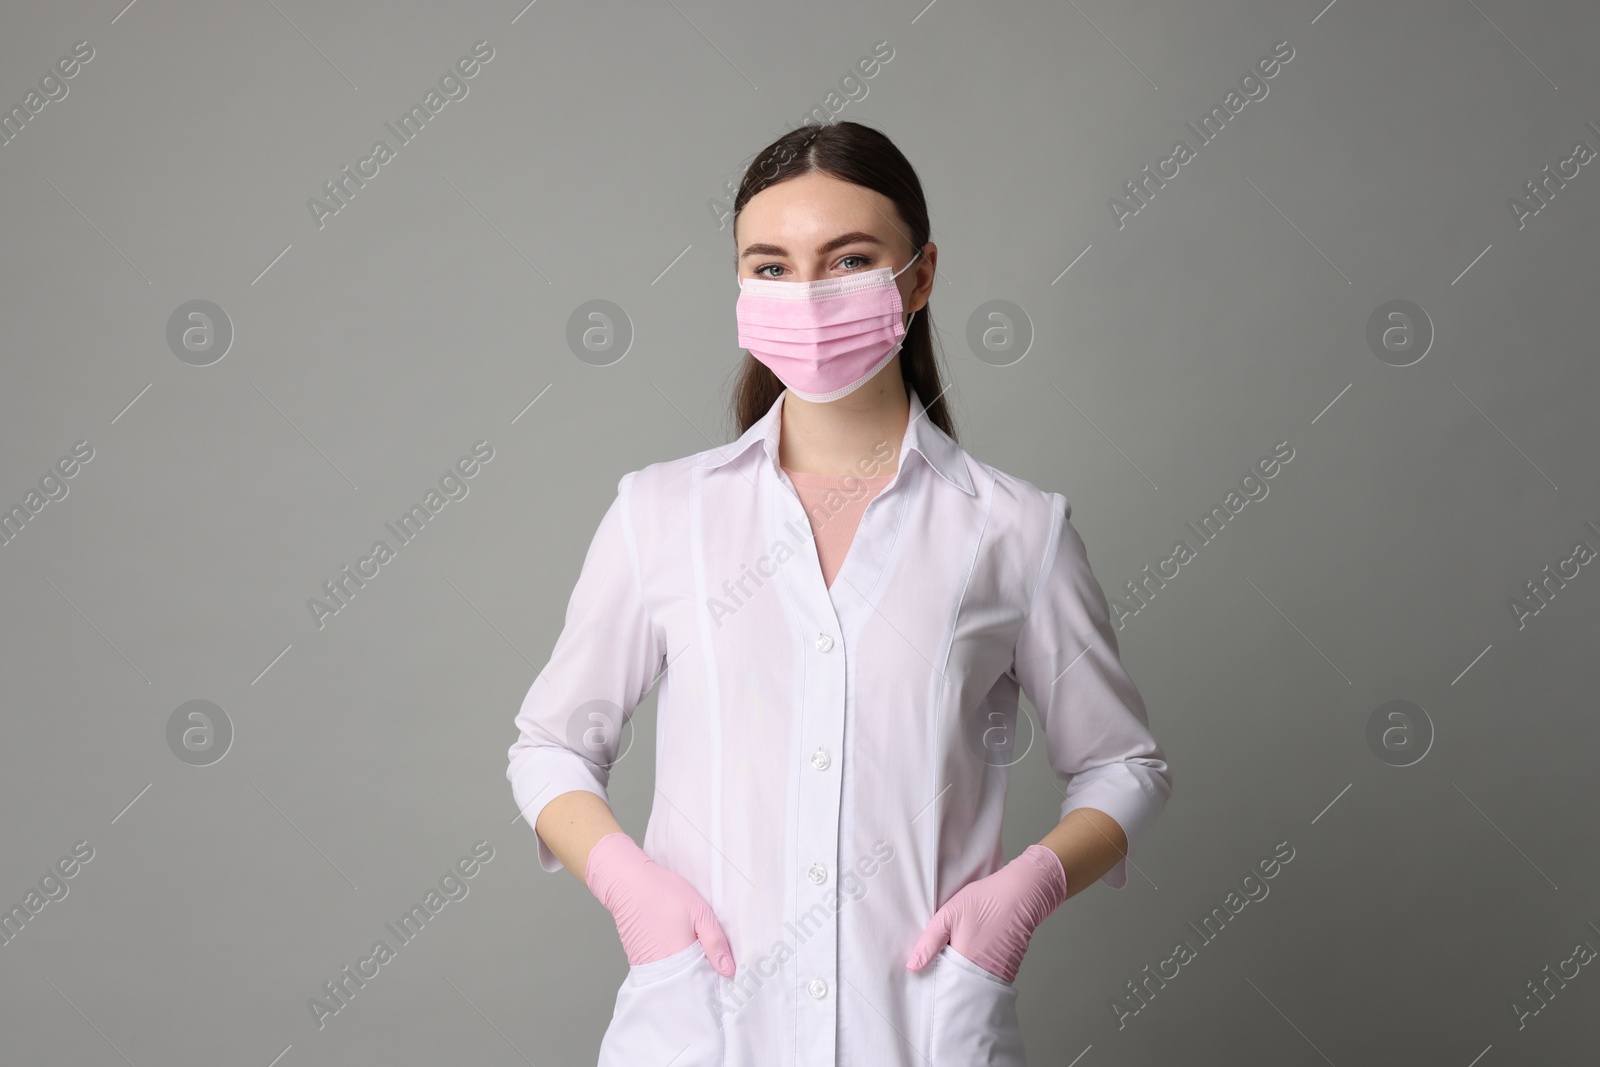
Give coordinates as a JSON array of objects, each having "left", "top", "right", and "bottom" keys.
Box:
[{"left": 507, "top": 120, "right": 1173, "bottom": 1067}]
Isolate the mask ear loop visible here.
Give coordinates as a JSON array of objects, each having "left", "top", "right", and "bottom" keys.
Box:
[{"left": 895, "top": 250, "right": 923, "bottom": 333}]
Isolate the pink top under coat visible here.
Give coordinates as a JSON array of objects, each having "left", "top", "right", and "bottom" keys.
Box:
[{"left": 781, "top": 466, "right": 895, "bottom": 589}]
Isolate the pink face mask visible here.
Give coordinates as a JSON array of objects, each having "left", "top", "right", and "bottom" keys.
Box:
[{"left": 736, "top": 252, "right": 921, "bottom": 403}]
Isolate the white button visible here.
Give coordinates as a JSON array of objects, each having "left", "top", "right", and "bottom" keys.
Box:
[
  {"left": 808, "top": 978, "right": 828, "bottom": 999},
  {"left": 815, "top": 633, "right": 834, "bottom": 652},
  {"left": 808, "top": 863, "right": 828, "bottom": 885},
  {"left": 810, "top": 748, "right": 830, "bottom": 771}
]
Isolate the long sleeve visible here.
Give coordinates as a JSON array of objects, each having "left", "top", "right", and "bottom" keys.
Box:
[
  {"left": 1009, "top": 492, "right": 1173, "bottom": 889},
  {"left": 507, "top": 470, "right": 665, "bottom": 874}
]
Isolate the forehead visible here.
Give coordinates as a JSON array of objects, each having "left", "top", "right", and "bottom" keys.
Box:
[{"left": 736, "top": 171, "right": 897, "bottom": 245}]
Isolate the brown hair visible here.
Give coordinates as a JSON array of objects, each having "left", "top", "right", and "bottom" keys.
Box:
[{"left": 728, "top": 121, "right": 958, "bottom": 442}]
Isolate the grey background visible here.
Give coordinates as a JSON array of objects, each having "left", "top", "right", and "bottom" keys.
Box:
[{"left": 2, "top": 0, "right": 1597, "bottom": 1064}]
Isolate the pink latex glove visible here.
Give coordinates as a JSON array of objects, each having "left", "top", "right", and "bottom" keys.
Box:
[
  {"left": 905, "top": 843, "right": 1069, "bottom": 983},
  {"left": 584, "top": 831, "right": 737, "bottom": 978}
]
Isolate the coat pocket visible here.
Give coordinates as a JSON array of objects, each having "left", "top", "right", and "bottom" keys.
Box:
[
  {"left": 929, "top": 944, "right": 1026, "bottom": 1066},
  {"left": 597, "top": 940, "right": 725, "bottom": 1067}
]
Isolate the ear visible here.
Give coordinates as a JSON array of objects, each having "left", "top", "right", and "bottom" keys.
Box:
[{"left": 909, "top": 243, "right": 935, "bottom": 313}]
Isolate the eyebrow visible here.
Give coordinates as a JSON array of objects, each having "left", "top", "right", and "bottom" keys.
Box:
[{"left": 739, "top": 231, "right": 885, "bottom": 260}]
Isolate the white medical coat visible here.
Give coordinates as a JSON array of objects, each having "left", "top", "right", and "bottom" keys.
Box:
[{"left": 507, "top": 386, "right": 1173, "bottom": 1066}]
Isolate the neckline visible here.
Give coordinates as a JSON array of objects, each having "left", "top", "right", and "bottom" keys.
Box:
[{"left": 783, "top": 466, "right": 896, "bottom": 484}]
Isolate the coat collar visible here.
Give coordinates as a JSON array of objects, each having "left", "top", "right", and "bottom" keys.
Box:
[{"left": 699, "top": 386, "right": 975, "bottom": 496}]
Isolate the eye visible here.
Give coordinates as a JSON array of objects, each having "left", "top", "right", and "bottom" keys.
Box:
[
  {"left": 754, "top": 263, "right": 785, "bottom": 279},
  {"left": 838, "top": 254, "right": 870, "bottom": 271}
]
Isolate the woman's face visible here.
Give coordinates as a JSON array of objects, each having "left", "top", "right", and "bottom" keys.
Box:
[{"left": 734, "top": 170, "right": 932, "bottom": 316}]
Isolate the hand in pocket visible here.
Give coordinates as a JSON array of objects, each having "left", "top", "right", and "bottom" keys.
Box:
[
  {"left": 905, "top": 844, "right": 1069, "bottom": 984},
  {"left": 585, "top": 831, "right": 736, "bottom": 977}
]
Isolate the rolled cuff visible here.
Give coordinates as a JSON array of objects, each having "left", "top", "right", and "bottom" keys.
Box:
[
  {"left": 510, "top": 752, "right": 611, "bottom": 874},
  {"left": 1057, "top": 759, "right": 1170, "bottom": 890}
]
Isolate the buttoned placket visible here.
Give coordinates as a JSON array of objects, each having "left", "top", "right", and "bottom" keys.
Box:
[
  {"left": 771, "top": 460, "right": 842, "bottom": 1067},
  {"left": 772, "top": 449, "right": 916, "bottom": 1067}
]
